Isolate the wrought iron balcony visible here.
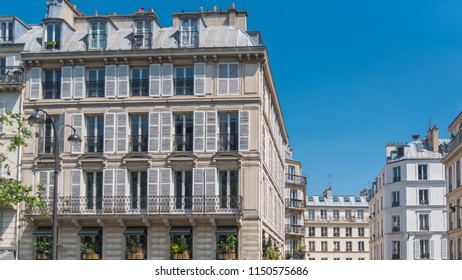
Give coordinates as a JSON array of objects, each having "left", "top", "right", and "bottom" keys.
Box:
[
  {"left": 419, "top": 225, "right": 429, "bottom": 231},
  {"left": 392, "top": 254, "right": 400, "bottom": 260},
  {"left": 392, "top": 226, "right": 400, "bottom": 232},
  {"left": 0, "top": 66, "right": 23, "bottom": 86},
  {"left": 180, "top": 30, "right": 199, "bottom": 48},
  {"left": 85, "top": 136, "right": 104, "bottom": 153},
  {"left": 130, "top": 135, "right": 148, "bottom": 152},
  {"left": 419, "top": 200, "right": 429, "bottom": 205},
  {"left": 285, "top": 198, "right": 305, "bottom": 209},
  {"left": 132, "top": 32, "right": 152, "bottom": 49},
  {"left": 218, "top": 134, "right": 238, "bottom": 151},
  {"left": 173, "top": 134, "right": 193, "bottom": 152},
  {"left": 420, "top": 253, "right": 430, "bottom": 259},
  {"left": 392, "top": 201, "right": 400, "bottom": 207},
  {"left": 130, "top": 79, "right": 149, "bottom": 96},
  {"left": 45, "top": 41, "right": 60, "bottom": 50},
  {"left": 38, "top": 137, "right": 56, "bottom": 154},
  {"left": 392, "top": 176, "right": 401, "bottom": 183},
  {"left": 42, "top": 82, "right": 61, "bottom": 99},
  {"left": 174, "top": 78, "right": 194, "bottom": 95},
  {"left": 445, "top": 129, "right": 462, "bottom": 155},
  {"left": 26, "top": 195, "right": 243, "bottom": 215},
  {"left": 285, "top": 224, "right": 305, "bottom": 235},
  {"left": 285, "top": 173, "right": 307, "bottom": 185},
  {"left": 86, "top": 81, "right": 105, "bottom": 97}
]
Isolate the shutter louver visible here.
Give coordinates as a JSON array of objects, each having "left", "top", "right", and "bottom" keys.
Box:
[
  {"left": 194, "top": 62, "right": 205, "bottom": 96},
  {"left": 148, "top": 112, "right": 160, "bottom": 152},
  {"left": 430, "top": 240, "right": 435, "bottom": 260},
  {"left": 149, "top": 64, "right": 161, "bottom": 97},
  {"left": 261, "top": 125, "right": 265, "bottom": 162},
  {"left": 103, "top": 169, "right": 114, "bottom": 212},
  {"left": 205, "top": 168, "right": 217, "bottom": 196},
  {"left": 161, "top": 112, "right": 172, "bottom": 152},
  {"left": 73, "top": 66, "right": 85, "bottom": 99},
  {"left": 193, "top": 111, "right": 205, "bottom": 152},
  {"left": 0, "top": 101, "right": 5, "bottom": 134},
  {"left": 105, "top": 65, "right": 117, "bottom": 98},
  {"left": 29, "top": 67, "right": 42, "bottom": 100},
  {"left": 116, "top": 169, "right": 126, "bottom": 197},
  {"left": 239, "top": 110, "right": 250, "bottom": 151},
  {"left": 161, "top": 64, "right": 173, "bottom": 97},
  {"left": 59, "top": 112, "right": 66, "bottom": 154},
  {"left": 61, "top": 66, "right": 73, "bottom": 99},
  {"left": 218, "top": 64, "right": 227, "bottom": 95},
  {"left": 71, "top": 169, "right": 81, "bottom": 197},
  {"left": 205, "top": 111, "right": 217, "bottom": 152},
  {"left": 116, "top": 113, "right": 128, "bottom": 153},
  {"left": 148, "top": 168, "right": 159, "bottom": 196},
  {"left": 71, "top": 113, "right": 83, "bottom": 154},
  {"left": 229, "top": 63, "right": 239, "bottom": 94},
  {"left": 118, "top": 65, "right": 129, "bottom": 98},
  {"left": 39, "top": 171, "right": 53, "bottom": 198},
  {"left": 414, "top": 240, "right": 420, "bottom": 260},
  {"left": 442, "top": 239, "right": 448, "bottom": 260},
  {"left": 104, "top": 113, "right": 116, "bottom": 153},
  {"left": 193, "top": 168, "right": 204, "bottom": 196},
  {"left": 160, "top": 168, "right": 171, "bottom": 196}
]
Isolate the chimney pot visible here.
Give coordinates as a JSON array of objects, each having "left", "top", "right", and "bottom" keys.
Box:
[
  {"left": 214, "top": 6, "right": 217, "bottom": 12},
  {"left": 150, "top": 8, "right": 154, "bottom": 13},
  {"left": 232, "top": 3, "right": 236, "bottom": 9},
  {"left": 412, "top": 134, "right": 419, "bottom": 141},
  {"left": 94, "top": 9, "right": 98, "bottom": 16},
  {"left": 200, "top": 6, "right": 203, "bottom": 12}
]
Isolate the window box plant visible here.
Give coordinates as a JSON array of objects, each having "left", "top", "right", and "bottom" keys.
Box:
[
  {"left": 217, "top": 234, "right": 237, "bottom": 260},
  {"left": 170, "top": 236, "right": 190, "bottom": 260},
  {"left": 81, "top": 241, "right": 100, "bottom": 260},
  {"left": 126, "top": 237, "right": 145, "bottom": 260},
  {"left": 170, "top": 242, "right": 181, "bottom": 259},
  {"left": 35, "top": 238, "right": 51, "bottom": 260}
]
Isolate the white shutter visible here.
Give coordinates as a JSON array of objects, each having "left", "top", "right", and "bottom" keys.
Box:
[
  {"left": 103, "top": 169, "right": 114, "bottom": 211},
  {"left": 205, "top": 111, "right": 217, "bottom": 152},
  {"left": 261, "top": 125, "right": 265, "bottom": 162},
  {"left": 205, "top": 168, "right": 217, "bottom": 196},
  {"left": 160, "top": 168, "right": 171, "bottom": 196},
  {"left": 59, "top": 112, "right": 66, "bottom": 154},
  {"left": 161, "top": 63, "right": 173, "bottom": 97},
  {"left": 5, "top": 55, "right": 15, "bottom": 67},
  {"left": 148, "top": 168, "right": 159, "bottom": 196},
  {"left": 160, "top": 112, "right": 172, "bottom": 152},
  {"left": 193, "top": 111, "right": 205, "bottom": 152},
  {"left": 229, "top": 63, "right": 239, "bottom": 94},
  {"left": 71, "top": 169, "right": 81, "bottom": 197},
  {"left": 193, "top": 168, "right": 204, "bottom": 196},
  {"left": 116, "top": 169, "right": 126, "bottom": 197},
  {"left": 148, "top": 112, "right": 160, "bottom": 152},
  {"left": 73, "top": 66, "right": 85, "bottom": 99},
  {"left": 149, "top": 64, "right": 161, "bottom": 97},
  {"left": 194, "top": 62, "right": 205, "bottom": 96},
  {"left": 105, "top": 65, "right": 117, "bottom": 98},
  {"left": 116, "top": 112, "right": 128, "bottom": 153},
  {"left": 71, "top": 113, "right": 83, "bottom": 154},
  {"left": 39, "top": 171, "right": 54, "bottom": 198},
  {"left": 441, "top": 239, "right": 447, "bottom": 260},
  {"left": 239, "top": 110, "right": 250, "bottom": 151},
  {"left": 104, "top": 113, "right": 116, "bottom": 153},
  {"left": 118, "top": 65, "right": 129, "bottom": 98},
  {"left": 61, "top": 66, "right": 73, "bottom": 99},
  {"left": 217, "top": 64, "right": 227, "bottom": 95},
  {"left": 430, "top": 240, "right": 435, "bottom": 260},
  {"left": 0, "top": 101, "right": 5, "bottom": 134},
  {"left": 414, "top": 240, "right": 420, "bottom": 260},
  {"left": 29, "top": 67, "right": 42, "bottom": 100}
]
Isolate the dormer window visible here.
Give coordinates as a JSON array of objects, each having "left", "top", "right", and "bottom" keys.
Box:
[
  {"left": 45, "top": 23, "right": 61, "bottom": 50},
  {"left": 0, "top": 21, "right": 13, "bottom": 42},
  {"left": 90, "top": 22, "right": 107, "bottom": 50},
  {"left": 132, "top": 20, "right": 151, "bottom": 49},
  {"left": 180, "top": 19, "right": 198, "bottom": 48}
]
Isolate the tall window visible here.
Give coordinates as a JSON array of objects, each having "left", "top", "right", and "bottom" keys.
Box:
[
  {"left": 321, "top": 227, "right": 327, "bottom": 237},
  {"left": 393, "top": 166, "right": 401, "bottom": 182},
  {"left": 345, "top": 210, "right": 352, "bottom": 219},
  {"left": 358, "top": 241, "right": 365, "bottom": 252},
  {"left": 307, "top": 209, "right": 315, "bottom": 220},
  {"left": 333, "top": 241, "right": 340, "bottom": 251},
  {"left": 90, "top": 22, "right": 107, "bottom": 50},
  {"left": 346, "top": 241, "right": 352, "bottom": 251},
  {"left": 43, "top": 70, "right": 61, "bottom": 99},
  {"left": 392, "top": 191, "right": 400, "bottom": 207},
  {"left": 420, "top": 240, "right": 430, "bottom": 259},
  {"left": 45, "top": 23, "right": 61, "bottom": 50},
  {"left": 333, "top": 227, "right": 340, "bottom": 237},
  {"left": 87, "top": 69, "right": 105, "bottom": 97},
  {"left": 218, "top": 113, "right": 238, "bottom": 151},
  {"left": 130, "top": 171, "right": 147, "bottom": 210},
  {"left": 218, "top": 63, "right": 239, "bottom": 95},
  {"left": 333, "top": 209, "right": 339, "bottom": 220},
  {"left": 287, "top": 165, "right": 296, "bottom": 182},
  {"left": 219, "top": 170, "right": 238, "bottom": 209},
  {"left": 0, "top": 21, "right": 13, "bottom": 42},
  {"left": 418, "top": 164, "right": 428, "bottom": 180},
  {"left": 180, "top": 19, "right": 198, "bottom": 47},
  {"left": 39, "top": 116, "right": 59, "bottom": 154},
  {"left": 308, "top": 227, "right": 315, "bottom": 237},
  {"left": 419, "top": 189, "right": 429, "bottom": 205},
  {"left": 173, "top": 171, "right": 192, "bottom": 210},
  {"left": 345, "top": 227, "right": 352, "bottom": 237},
  {"left": 133, "top": 20, "right": 152, "bottom": 49},
  {"left": 130, "top": 115, "right": 148, "bottom": 152},
  {"left": 419, "top": 214, "right": 429, "bottom": 231},
  {"left": 392, "top": 215, "right": 400, "bottom": 232},
  {"left": 358, "top": 227, "right": 365, "bottom": 237},
  {"left": 392, "top": 241, "right": 400, "bottom": 259},
  {"left": 308, "top": 241, "right": 315, "bottom": 251},
  {"left": 174, "top": 114, "right": 193, "bottom": 151},
  {"left": 174, "top": 67, "right": 194, "bottom": 95},
  {"left": 131, "top": 68, "right": 149, "bottom": 96},
  {"left": 321, "top": 241, "right": 328, "bottom": 252},
  {"left": 449, "top": 166, "right": 453, "bottom": 192},
  {"left": 86, "top": 116, "right": 104, "bottom": 153},
  {"left": 357, "top": 210, "right": 364, "bottom": 220},
  {"left": 320, "top": 209, "right": 327, "bottom": 220},
  {"left": 86, "top": 172, "right": 103, "bottom": 210}
]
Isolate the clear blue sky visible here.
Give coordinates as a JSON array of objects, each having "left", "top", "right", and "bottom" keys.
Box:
[{"left": 5, "top": 0, "right": 462, "bottom": 196}]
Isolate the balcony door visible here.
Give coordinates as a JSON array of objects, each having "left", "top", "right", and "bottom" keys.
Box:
[
  {"left": 40, "top": 115, "right": 59, "bottom": 154},
  {"left": 175, "top": 67, "right": 194, "bottom": 95},
  {"left": 130, "top": 171, "right": 147, "bottom": 210},
  {"left": 88, "top": 69, "right": 105, "bottom": 97},
  {"left": 90, "top": 22, "right": 107, "bottom": 50},
  {"left": 218, "top": 113, "right": 238, "bottom": 151},
  {"left": 134, "top": 20, "right": 151, "bottom": 49},
  {"left": 86, "top": 172, "right": 103, "bottom": 210},
  {"left": 130, "top": 115, "right": 148, "bottom": 152},
  {"left": 174, "top": 171, "right": 192, "bottom": 210},
  {"left": 181, "top": 19, "right": 198, "bottom": 47},
  {"left": 219, "top": 170, "right": 238, "bottom": 209},
  {"left": 43, "top": 70, "right": 61, "bottom": 99},
  {"left": 87, "top": 116, "right": 104, "bottom": 152},
  {"left": 174, "top": 114, "right": 193, "bottom": 151},
  {"left": 131, "top": 68, "right": 149, "bottom": 96}
]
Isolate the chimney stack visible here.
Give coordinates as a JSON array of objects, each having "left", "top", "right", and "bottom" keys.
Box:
[
  {"left": 427, "top": 125, "right": 439, "bottom": 153},
  {"left": 323, "top": 187, "right": 333, "bottom": 199},
  {"left": 213, "top": 6, "right": 217, "bottom": 12},
  {"left": 385, "top": 143, "right": 397, "bottom": 158},
  {"left": 412, "top": 134, "right": 419, "bottom": 141},
  {"left": 94, "top": 9, "right": 98, "bottom": 16}
]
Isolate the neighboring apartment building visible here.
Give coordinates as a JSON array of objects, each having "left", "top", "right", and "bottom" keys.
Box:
[
  {"left": 369, "top": 127, "right": 448, "bottom": 260},
  {"left": 442, "top": 112, "right": 462, "bottom": 260},
  {"left": 305, "top": 187, "right": 369, "bottom": 260},
  {"left": 284, "top": 147, "right": 306, "bottom": 259},
  {"left": 16, "top": 0, "right": 288, "bottom": 260},
  {"left": 0, "top": 16, "right": 29, "bottom": 260}
]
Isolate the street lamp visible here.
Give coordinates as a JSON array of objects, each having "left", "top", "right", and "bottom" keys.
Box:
[{"left": 28, "top": 109, "right": 81, "bottom": 260}]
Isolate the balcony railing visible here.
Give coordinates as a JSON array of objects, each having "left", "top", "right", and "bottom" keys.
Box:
[
  {"left": 38, "top": 137, "right": 56, "bottom": 154},
  {"left": 218, "top": 134, "right": 238, "bottom": 151},
  {"left": 420, "top": 226, "right": 429, "bottom": 231},
  {"left": 174, "top": 134, "right": 193, "bottom": 151},
  {"left": 392, "top": 201, "right": 400, "bottom": 207},
  {"left": 174, "top": 78, "right": 194, "bottom": 95},
  {"left": 131, "top": 79, "right": 149, "bottom": 96},
  {"left": 88, "top": 33, "right": 107, "bottom": 50},
  {"left": 446, "top": 129, "right": 462, "bottom": 155},
  {"left": 285, "top": 224, "right": 305, "bottom": 235},
  {"left": 419, "top": 200, "right": 429, "bottom": 205},
  {"left": 130, "top": 135, "right": 148, "bottom": 152},
  {"left": 26, "top": 195, "right": 243, "bottom": 215},
  {"left": 421, "top": 253, "right": 430, "bottom": 259},
  {"left": 285, "top": 173, "right": 307, "bottom": 185},
  {"left": 132, "top": 32, "right": 152, "bottom": 49},
  {"left": 0, "top": 66, "right": 23, "bottom": 85},
  {"left": 393, "top": 177, "right": 401, "bottom": 183},
  {"left": 285, "top": 198, "right": 305, "bottom": 209},
  {"left": 392, "top": 226, "right": 400, "bottom": 232},
  {"left": 180, "top": 30, "right": 199, "bottom": 48},
  {"left": 86, "top": 81, "right": 105, "bottom": 97},
  {"left": 43, "top": 82, "right": 61, "bottom": 99},
  {"left": 392, "top": 254, "right": 400, "bottom": 260},
  {"left": 85, "top": 136, "right": 104, "bottom": 153}
]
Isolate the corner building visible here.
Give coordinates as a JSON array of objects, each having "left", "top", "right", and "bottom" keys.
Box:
[{"left": 18, "top": 0, "right": 287, "bottom": 260}]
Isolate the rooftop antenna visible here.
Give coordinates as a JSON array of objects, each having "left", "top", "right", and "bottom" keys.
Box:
[
  {"left": 328, "top": 174, "right": 332, "bottom": 187},
  {"left": 428, "top": 115, "right": 433, "bottom": 129}
]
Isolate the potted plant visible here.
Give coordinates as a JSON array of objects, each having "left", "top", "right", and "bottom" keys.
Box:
[
  {"left": 225, "top": 234, "right": 237, "bottom": 260},
  {"left": 35, "top": 238, "right": 51, "bottom": 260},
  {"left": 81, "top": 241, "right": 100, "bottom": 260},
  {"left": 126, "top": 237, "right": 145, "bottom": 260},
  {"left": 170, "top": 242, "right": 180, "bottom": 259},
  {"left": 217, "top": 241, "right": 226, "bottom": 260},
  {"left": 178, "top": 236, "right": 190, "bottom": 260}
]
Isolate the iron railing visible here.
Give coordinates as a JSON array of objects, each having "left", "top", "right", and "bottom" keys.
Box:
[
  {"left": 392, "top": 201, "right": 400, "bottom": 207},
  {"left": 86, "top": 81, "right": 105, "bottom": 97},
  {"left": 38, "top": 137, "right": 56, "bottom": 154},
  {"left": 285, "top": 173, "right": 307, "bottom": 185},
  {"left": 421, "top": 253, "right": 430, "bottom": 259},
  {"left": 88, "top": 32, "right": 107, "bottom": 50},
  {"left": 0, "top": 66, "right": 23, "bottom": 85},
  {"left": 419, "top": 200, "right": 429, "bottom": 205},
  {"left": 173, "top": 133, "right": 193, "bottom": 151},
  {"left": 130, "top": 135, "right": 148, "bottom": 152},
  {"left": 420, "top": 225, "right": 429, "bottom": 231},
  {"left": 174, "top": 78, "right": 194, "bottom": 95},
  {"left": 285, "top": 198, "right": 305, "bottom": 209},
  {"left": 85, "top": 136, "right": 104, "bottom": 153},
  {"left": 26, "top": 195, "right": 243, "bottom": 215},
  {"left": 285, "top": 224, "right": 305, "bottom": 235},
  {"left": 218, "top": 134, "right": 238, "bottom": 151},
  {"left": 446, "top": 129, "right": 462, "bottom": 155},
  {"left": 392, "top": 226, "right": 400, "bottom": 232},
  {"left": 180, "top": 30, "right": 199, "bottom": 48},
  {"left": 131, "top": 79, "right": 149, "bottom": 96},
  {"left": 392, "top": 254, "right": 400, "bottom": 260},
  {"left": 132, "top": 32, "right": 152, "bottom": 49},
  {"left": 42, "top": 82, "right": 61, "bottom": 99},
  {"left": 45, "top": 41, "right": 60, "bottom": 50}
]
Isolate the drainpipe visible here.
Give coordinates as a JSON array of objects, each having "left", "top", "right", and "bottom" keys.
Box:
[{"left": 14, "top": 78, "right": 24, "bottom": 260}]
